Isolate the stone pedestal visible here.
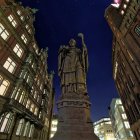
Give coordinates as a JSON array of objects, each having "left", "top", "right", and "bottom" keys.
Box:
[{"left": 51, "top": 94, "right": 99, "bottom": 140}]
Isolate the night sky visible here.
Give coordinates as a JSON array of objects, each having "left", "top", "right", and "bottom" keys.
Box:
[{"left": 20, "top": 0, "right": 118, "bottom": 122}]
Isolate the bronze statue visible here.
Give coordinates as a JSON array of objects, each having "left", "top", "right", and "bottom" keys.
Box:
[{"left": 58, "top": 33, "right": 88, "bottom": 95}]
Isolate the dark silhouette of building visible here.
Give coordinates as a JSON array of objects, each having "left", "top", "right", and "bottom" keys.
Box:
[
  {"left": 0, "top": 0, "right": 54, "bottom": 140},
  {"left": 105, "top": 0, "right": 140, "bottom": 139}
]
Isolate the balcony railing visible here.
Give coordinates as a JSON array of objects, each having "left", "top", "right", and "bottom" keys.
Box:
[{"left": 7, "top": 99, "right": 44, "bottom": 127}]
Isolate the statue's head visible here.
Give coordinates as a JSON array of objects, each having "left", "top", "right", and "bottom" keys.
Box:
[{"left": 69, "top": 39, "right": 76, "bottom": 47}]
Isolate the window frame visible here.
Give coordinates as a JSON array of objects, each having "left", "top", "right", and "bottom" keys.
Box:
[
  {"left": 3, "top": 57, "right": 16, "bottom": 74},
  {"left": 0, "top": 23, "right": 10, "bottom": 40},
  {"left": 0, "top": 75, "right": 10, "bottom": 96}
]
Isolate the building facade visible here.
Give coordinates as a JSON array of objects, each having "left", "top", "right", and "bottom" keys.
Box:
[
  {"left": 105, "top": 0, "right": 140, "bottom": 139},
  {"left": 109, "top": 98, "right": 136, "bottom": 140},
  {"left": 94, "top": 118, "right": 116, "bottom": 140},
  {"left": 0, "top": 0, "right": 54, "bottom": 140},
  {"left": 50, "top": 115, "right": 58, "bottom": 139}
]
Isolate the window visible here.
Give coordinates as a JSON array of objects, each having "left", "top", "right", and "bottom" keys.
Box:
[
  {"left": 23, "top": 122, "right": 30, "bottom": 136},
  {"left": 25, "top": 25, "right": 31, "bottom": 34},
  {"left": 37, "top": 95, "right": 40, "bottom": 102},
  {"left": 16, "top": 119, "right": 25, "bottom": 135},
  {"left": 39, "top": 111, "right": 42, "bottom": 119},
  {"left": 14, "top": 88, "right": 21, "bottom": 100},
  {"left": 17, "top": 10, "right": 24, "bottom": 21},
  {"left": 8, "top": 15, "right": 17, "bottom": 27},
  {"left": 21, "top": 34, "right": 28, "bottom": 44},
  {"left": 19, "top": 91, "right": 25, "bottom": 103},
  {"left": 30, "top": 104, "right": 34, "bottom": 112},
  {"left": 29, "top": 124, "right": 34, "bottom": 137},
  {"left": 124, "top": 121, "right": 130, "bottom": 129},
  {"left": 26, "top": 99, "right": 30, "bottom": 109},
  {"left": 122, "top": 113, "right": 127, "bottom": 119},
  {"left": 121, "top": 10, "right": 124, "bottom": 15},
  {"left": 3, "top": 57, "right": 16, "bottom": 73},
  {"left": 0, "top": 75, "right": 10, "bottom": 96},
  {"left": 114, "top": 62, "right": 118, "bottom": 79},
  {"left": 34, "top": 108, "right": 38, "bottom": 115},
  {"left": 135, "top": 24, "right": 140, "bottom": 36},
  {"left": 0, "top": 23, "right": 10, "bottom": 40},
  {"left": 0, "top": 113, "right": 13, "bottom": 133},
  {"left": 123, "top": 4, "right": 127, "bottom": 9},
  {"left": 13, "top": 44, "right": 23, "bottom": 58},
  {"left": 34, "top": 91, "right": 37, "bottom": 99}
]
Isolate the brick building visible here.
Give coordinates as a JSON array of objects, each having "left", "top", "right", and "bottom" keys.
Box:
[
  {"left": 0, "top": 0, "right": 54, "bottom": 140},
  {"left": 105, "top": 0, "right": 140, "bottom": 139}
]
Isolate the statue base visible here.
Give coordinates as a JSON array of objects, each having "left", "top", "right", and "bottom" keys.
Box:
[{"left": 51, "top": 94, "right": 99, "bottom": 140}]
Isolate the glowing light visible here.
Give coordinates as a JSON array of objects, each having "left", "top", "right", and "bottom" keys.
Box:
[
  {"left": 114, "top": 0, "right": 120, "bottom": 3},
  {"left": 111, "top": 3, "right": 120, "bottom": 8}
]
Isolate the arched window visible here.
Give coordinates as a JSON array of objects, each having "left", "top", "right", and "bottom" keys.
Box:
[
  {"left": 16, "top": 119, "right": 25, "bottom": 135},
  {"left": 26, "top": 99, "right": 31, "bottom": 109},
  {"left": 0, "top": 112, "right": 14, "bottom": 133},
  {"left": 19, "top": 91, "right": 25, "bottom": 103},
  {"left": 23, "top": 121, "right": 30, "bottom": 136},
  {"left": 135, "top": 24, "right": 140, "bottom": 36},
  {"left": 39, "top": 111, "right": 42, "bottom": 119},
  {"left": 34, "top": 107, "right": 38, "bottom": 115},
  {"left": 34, "top": 91, "right": 37, "bottom": 99},
  {"left": 30, "top": 104, "right": 34, "bottom": 112},
  {"left": 0, "top": 75, "right": 10, "bottom": 96},
  {"left": 14, "top": 88, "right": 21, "bottom": 100},
  {"left": 29, "top": 124, "right": 34, "bottom": 138}
]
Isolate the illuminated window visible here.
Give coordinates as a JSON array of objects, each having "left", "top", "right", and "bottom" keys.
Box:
[
  {"left": 34, "top": 91, "right": 37, "bottom": 99},
  {"left": 124, "top": 121, "right": 130, "bottom": 129},
  {"left": 16, "top": 119, "right": 25, "bottom": 135},
  {"left": 34, "top": 108, "right": 38, "bottom": 115},
  {"left": 33, "top": 43, "right": 39, "bottom": 54},
  {"left": 114, "top": 62, "right": 118, "bottom": 79},
  {"left": 122, "top": 113, "right": 127, "bottom": 119},
  {"left": 29, "top": 124, "right": 34, "bottom": 138},
  {"left": 23, "top": 122, "right": 30, "bottom": 136},
  {"left": 123, "top": 4, "right": 127, "bottom": 9},
  {"left": 25, "top": 25, "right": 31, "bottom": 34},
  {"left": 21, "top": 34, "right": 28, "bottom": 44},
  {"left": 0, "top": 23, "right": 10, "bottom": 40},
  {"left": 121, "top": 10, "right": 124, "bottom": 15},
  {"left": 14, "top": 88, "right": 21, "bottom": 100},
  {"left": 13, "top": 44, "right": 23, "bottom": 58},
  {"left": 0, "top": 113, "right": 13, "bottom": 133},
  {"left": 37, "top": 95, "right": 40, "bottom": 102},
  {"left": 17, "top": 10, "right": 24, "bottom": 21},
  {"left": 19, "top": 91, "right": 25, "bottom": 103},
  {"left": 3, "top": 57, "right": 16, "bottom": 73},
  {"left": 0, "top": 76, "right": 10, "bottom": 96},
  {"left": 30, "top": 104, "right": 34, "bottom": 112},
  {"left": 8, "top": 15, "right": 17, "bottom": 27},
  {"left": 26, "top": 99, "right": 30, "bottom": 109},
  {"left": 135, "top": 24, "right": 140, "bottom": 36},
  {"left": 39, "top": 111, "right": 42, "bottom": 119}
]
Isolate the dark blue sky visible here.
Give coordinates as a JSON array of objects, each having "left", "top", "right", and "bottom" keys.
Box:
[{"left": 20, "top": 0, "right": 118, "bottom": 122}]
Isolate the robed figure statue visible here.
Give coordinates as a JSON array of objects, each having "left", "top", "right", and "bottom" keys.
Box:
[{"left": 58, "top": 33, "right": 88, "bottom": 96}]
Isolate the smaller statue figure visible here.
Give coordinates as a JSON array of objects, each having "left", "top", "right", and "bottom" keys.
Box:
[{"left": 58, "top": 33, "right": 88, "bottom": 96}]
